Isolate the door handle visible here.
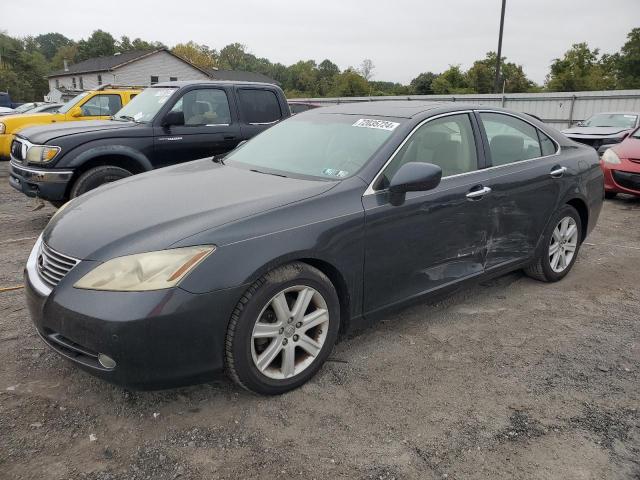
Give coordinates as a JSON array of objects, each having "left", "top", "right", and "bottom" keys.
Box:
[
  {"left": 550, "top": 166, "right": 567, "bottom": 178},
  {"left": 466, "top": 186, "right": 492, "bottom": 200}
]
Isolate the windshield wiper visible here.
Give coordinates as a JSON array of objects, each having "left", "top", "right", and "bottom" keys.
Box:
[
  {"left": 250, "top": 169, "right": 288, "bottom": 178},
  {"left": 114, "top": 115, "right": 138, "bottom": 122}
]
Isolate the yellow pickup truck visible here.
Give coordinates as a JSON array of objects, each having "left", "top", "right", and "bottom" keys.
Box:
[{"left": 0, "top": 86, "right": 140, "bottom": 159}]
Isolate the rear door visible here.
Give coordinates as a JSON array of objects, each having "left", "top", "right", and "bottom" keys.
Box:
[
  {"left": 236, "top": 87, "right": 286, "bottom": 140},
  {"left": 152, "top": 87, "right": 241, "bottom": 167},
  {"left": 476, "top": 111, "right": 565, "bottom": 269},
  {"left": 363, "top": 112, "right": 493, "bottom": 314}
]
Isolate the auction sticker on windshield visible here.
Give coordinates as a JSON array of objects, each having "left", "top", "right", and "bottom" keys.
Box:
[{"left": 352, "top": 118, "right": 400, "bottom": 131}]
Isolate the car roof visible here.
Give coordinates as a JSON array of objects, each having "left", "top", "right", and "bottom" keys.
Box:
[
  {"left": 313, "top": 101, "right": 453, "bottom": 118},
  {"left": 590, "top": 111, "right": 639, "bottom": 115},
  {"left": 154, "top": 80, "right": 279, "bottom": 88}
]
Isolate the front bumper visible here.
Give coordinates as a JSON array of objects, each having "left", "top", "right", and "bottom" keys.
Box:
[
  {"left": 24, "top": 238, "right": 247, "bottom": 389},
  {"left": 601, "top": 161, "right": 640, "bottom": 196},
  {"left": 9, "top": 160, "right": 73, "bottom": 201},
  {"left": 0, "top": 133, "right": 14, "bottom": 160}
]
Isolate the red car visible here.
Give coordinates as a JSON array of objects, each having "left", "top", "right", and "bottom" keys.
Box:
[{"left": 601, "top": 127, "right": 640, "bottom": 198}]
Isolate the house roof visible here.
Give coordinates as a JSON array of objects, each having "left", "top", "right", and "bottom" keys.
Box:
[
  {"left": 48, "top": 48, "right": 211, "bottom": 78},
  {"left": 206, "top": 69, "right": 279, "bottom": 85}
]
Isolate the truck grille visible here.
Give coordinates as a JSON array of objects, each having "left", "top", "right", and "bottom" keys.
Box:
[
  {"left": 11, "top": 139, "right": 26, "bottom": 161},
  {"left": 37, "top": 242, "right": 80, "bottom": 288}
]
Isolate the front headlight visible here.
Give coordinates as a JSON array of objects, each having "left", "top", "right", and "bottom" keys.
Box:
[
  {"left": 74, "top": 246, "right": 215, "bottom": 291},
  {"left": 26, "top": 145, "right": 61, "bottom": 163},
  {"left": 0, "top": 123, "right": 5, "bottom": 134},
  {"left": 601, "top": 149, "right": 621, "bottom": 164}
]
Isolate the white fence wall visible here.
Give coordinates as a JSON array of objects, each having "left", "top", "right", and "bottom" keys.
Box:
[{"left": 294, "top": 90, "right": 640, "bottom": 129}]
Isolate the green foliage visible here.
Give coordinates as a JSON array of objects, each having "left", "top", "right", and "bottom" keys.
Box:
[
  {"left": 410, "top": 72, "right": 438, "bottom": 94},
  {"left": 0, "top": 33, "right": 49, "bottom": 100},
  {"left": 466, "top": 52, "right": 533, "bottom": 93},
  {"left": 77, "top": 30, "right": 116, "bottom": 61},
  {"left": 34, "top": 33, "right": 72, "bottom": 60},
  {"left": 431, "top": 65, "right": 473, "bottom": 94},
  {"left": 172, "top": 41, "right": 218, "bottom": 70},
  {"left": 545, "top": 42, "right": 616, "bottom": 91},
  {"left": 617, "top": 28, "right": 640, "bottom": 88}
]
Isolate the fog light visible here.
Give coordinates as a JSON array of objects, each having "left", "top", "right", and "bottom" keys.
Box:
[{"left": 98, "top": 353, "right": 116, "bottom": 369}]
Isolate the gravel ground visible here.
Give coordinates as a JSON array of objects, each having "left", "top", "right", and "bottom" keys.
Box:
[{"left": 1, "top": 162, "right": 639, "bottom": 480}]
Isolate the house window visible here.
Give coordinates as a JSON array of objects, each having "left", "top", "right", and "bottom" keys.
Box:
[
  {"left": 150, "top": 76, "right": 159, "bottom": 85},
  {"left": 79, "top": 77, "right": 84, "bottom": 90},
  {"left": 170, "top": 77, "right": 178, "bottom": 82},
  {"left": 72, "top": 77, "right": 76, "bottom": 89},
  {"left": 97, "top": 74, "right": 102, "bottom": 86},
  {"left": 55, "top": 79, "right": 59, "bottom": 88}
]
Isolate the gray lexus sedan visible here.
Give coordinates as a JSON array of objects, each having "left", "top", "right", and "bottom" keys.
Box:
[{"left": 24, "top": 101, "right": 604, "bottom": 395}]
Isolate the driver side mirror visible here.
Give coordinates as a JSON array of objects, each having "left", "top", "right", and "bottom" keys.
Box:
[
  {"left": 70, "top": 106, "right": 82, "bottom": 118},
  {"left": 388, "top": 162, "right": 442, "bottom": 206},
  {"left": 163, "top": 110, "right": 184, "bottom": 127}
]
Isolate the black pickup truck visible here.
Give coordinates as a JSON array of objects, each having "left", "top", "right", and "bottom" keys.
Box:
[{"left": 9, "top": 81, "right": 290, "bottom": 206}]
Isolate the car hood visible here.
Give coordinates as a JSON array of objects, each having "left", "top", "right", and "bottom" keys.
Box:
[
  {"left": 17, "top": 120, "right": 136, "bottom": 144},
  {"left": 562, "top": 126, "right": 630, "bottom": 137},
  {"left": 612, "top": 136, "right": 640, "bottom": 160},
  {"left": 44, "top": 159, "right": 336, "bottom": 260}
]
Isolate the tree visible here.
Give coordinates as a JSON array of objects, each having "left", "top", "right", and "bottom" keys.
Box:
[
  {"left": 431, "top": 65, "right": 471, "bottom": 94},
  {"left": 218, "top": 43, "right": 248, "bottom": 70},
  {"left": 172, "top": 41, "right": 217, "bottom": 70},
  {"left": 466, "top": 52, "right": 534, "bottom": 93},
  {"left": 330, "top": 68, "right": 369, "bottom": 97},
  {"left": 77, "top": 30, "right": 116, "bottom": 60},
  {"left": 545, "top": 42, "right": 616, "bottom": 91},
  {"left": 34, "top": 33, "right": 72, "bottom": 60},
  {"left": 410, "top": 72, "right": 438, "bottom": 94},
  {"left": 617, "top": 28, "right": 640, "bottom": 88},
  {"left": 51, "top": 44, "right": 79, "bottom": 70},
  {"left": 359, "top": 58, "right": 375, "bottom": 80}
]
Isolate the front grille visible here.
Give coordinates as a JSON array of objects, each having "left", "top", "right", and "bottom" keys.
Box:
[
  {"left": 612, "top": 170, "right": 640, "bottom": 192},
  {"left": 10, "top": 139, "right": 25, "bottom": 161},
  {"left": 37, "top": 242, "right": 80, "bottom": 288},
  {"left": 570, "top": 137, "right": 601, "bottom": 150}
]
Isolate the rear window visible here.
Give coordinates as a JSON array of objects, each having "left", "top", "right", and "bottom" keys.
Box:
[{"left": 238, "top": 89, "right": 282, "bottom": 124}]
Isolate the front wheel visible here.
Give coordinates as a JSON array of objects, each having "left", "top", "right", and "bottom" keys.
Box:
[
  {"left": 225, "top": 262, "right": 340, "bottom": 395},
  {"left": 69, "top": 165, "right": 132, "bottom": 199},
  {"left": 524, "top": 205, "right": 582, "bottom": 282}
]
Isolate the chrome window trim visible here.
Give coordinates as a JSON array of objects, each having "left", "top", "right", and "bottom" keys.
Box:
[{"left": 364, "top": 109, "right": 561, "bottom": 196}]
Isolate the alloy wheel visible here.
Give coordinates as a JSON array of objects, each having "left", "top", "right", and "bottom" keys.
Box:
[
  {"left": 251, "top": 285, "right": 329, "bottom": 380},
  {"left": 549, "top": 216, "right": 578, "bottom": 273}
]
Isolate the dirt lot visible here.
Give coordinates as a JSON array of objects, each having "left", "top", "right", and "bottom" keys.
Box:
[{"left": 0, "top": 162, "right": 639, "bottom": 480}]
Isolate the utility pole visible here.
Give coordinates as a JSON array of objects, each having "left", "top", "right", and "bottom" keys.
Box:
[{"left": 494, "top": 0, "right": 507, "bottom": 93}]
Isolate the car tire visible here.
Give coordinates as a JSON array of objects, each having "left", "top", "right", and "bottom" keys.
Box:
[
  {"left": 524, "top": 204, "right": 582, "bottom": 282},
  {"left": 69, "top": 166, "right": 132, "bottom": 199},
  {"left": 49, "top": 200, "right": 66, "bottom": 209},
  {"left": 225, "top": 262, "right": 340, "bottom": 395},
  {"left": 604, "top": 191, "right": 617, "bottom": 199}
]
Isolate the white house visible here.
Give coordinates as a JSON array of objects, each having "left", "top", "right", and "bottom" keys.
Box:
[{"left": 46, "top": 48, "right": 279, "bottom": 102}]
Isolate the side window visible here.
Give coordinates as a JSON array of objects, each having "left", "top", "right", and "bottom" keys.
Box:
[
  {"left": 169, "top": 89, "right": 231, "bottom": 126},
  {"left": 238, "top": 89, "right": 282, "bottom": 124},
  {"left": 170, "top": 76, "right": 178, "bottom": 82},
  {"left": 539, "top": 130, "right": 557, "bottom": 156},
  {"left": 150, "top": 76, "right": 159, "bottom": 85},
  {"left": 377, "top": 113, "right": 478, "bottom": 189},
  {"left": 480, "top": 112, "right": 542, "bottom": 166},
  {"left": 80, "top": 94, "right": 122, "bottom": 116}
]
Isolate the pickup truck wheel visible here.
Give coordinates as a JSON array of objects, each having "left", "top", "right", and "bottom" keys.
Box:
[{"left": 70, "top": 166, "right": 132, "bottom": 199}]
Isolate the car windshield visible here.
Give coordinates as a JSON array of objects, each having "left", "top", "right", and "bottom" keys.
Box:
[
  {"left": 58, "top": 92, "right": 90, "bottom": 114},
  {"left": 582, "top": 113, "right": 638, "bottom": 128},
  {"left": 14, "top": 103, "right": 37, "bottom": 113},
  {"left": 225, "top": 114, "right": 402, "bottom": 180},
  {"left": 113, "top": 87, "right": 178, "bottom": 122}
]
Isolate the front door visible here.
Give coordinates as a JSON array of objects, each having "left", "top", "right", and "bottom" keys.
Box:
[
  {"left": 70, "top": 93, "right": 123, "bottom": 121},
  {"left": 476, "top": 111, "right": 564, "bottom": 269},
  {"left": 363, "top": 113, "right": 493, "bottom": 314},
  {"left": 152, "top": 87, "right": 241, "bottom": 168}
]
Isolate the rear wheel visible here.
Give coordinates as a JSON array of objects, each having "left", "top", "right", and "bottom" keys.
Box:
[
  {"left": 69, "top": 165, "right": 132, "bottom": 199},
  {"left": 524, "top": 205, "right": 582, "bottom": 282},
  {"left": 225, "top": 262, "right": 340, "bottom": 395},
  {"left": 604, "top": 191, "right": 617, "bottom": 199}
]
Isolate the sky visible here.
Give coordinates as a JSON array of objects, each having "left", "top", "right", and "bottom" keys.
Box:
[{"left": 2, "top": 0, "right": 639, "bottom": 85}]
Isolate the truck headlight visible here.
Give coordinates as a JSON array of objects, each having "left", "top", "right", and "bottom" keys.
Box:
[
  {"left": 601, "top": 149, "right": 621, "bottom": 164},
  {"left": 26, "top": 145, "right": 61, "bottom": 163},
  {"left": 74, "top": 246, "right": 215, "bottom": 291},
  {"left": 0, "top": 123, "right": 5, "bottom": 134}
]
